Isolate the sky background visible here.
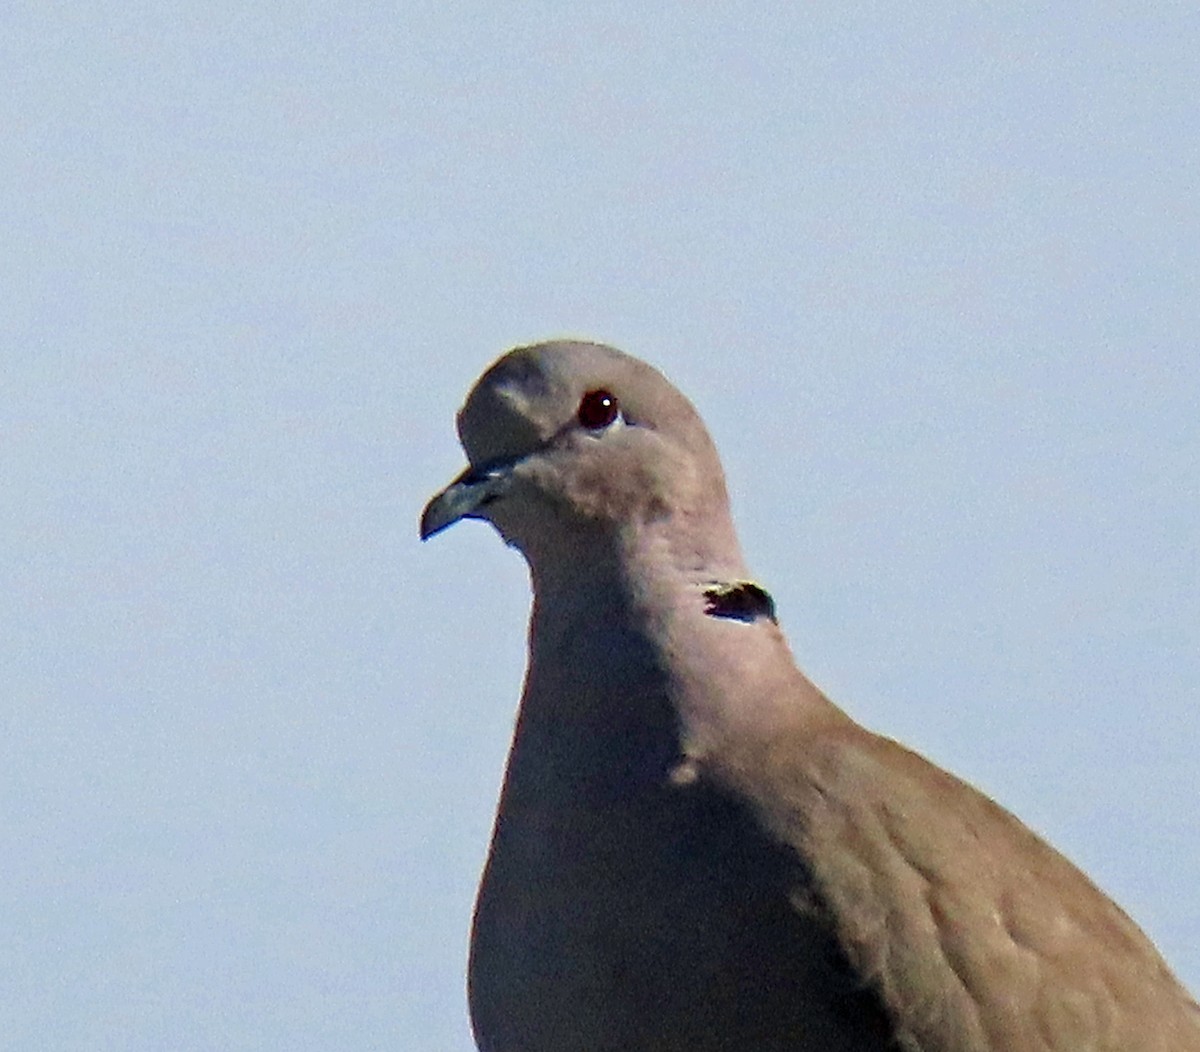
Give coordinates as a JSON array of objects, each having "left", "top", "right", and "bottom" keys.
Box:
[{"left": 3, "top": 4, "right": 1198, "bottom": 1049}]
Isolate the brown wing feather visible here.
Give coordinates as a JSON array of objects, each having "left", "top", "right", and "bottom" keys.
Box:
[{"left": 736, "top": 723, "right": 1200, "bottom": 1052}]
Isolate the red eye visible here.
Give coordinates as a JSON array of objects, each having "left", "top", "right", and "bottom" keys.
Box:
[{"left": 576, "top": 389, "right": 620, "bottom": 430}]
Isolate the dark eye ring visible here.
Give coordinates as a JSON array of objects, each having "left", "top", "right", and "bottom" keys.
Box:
[{"left": 576, "top": 389, "right": 620, "bottom": 430}]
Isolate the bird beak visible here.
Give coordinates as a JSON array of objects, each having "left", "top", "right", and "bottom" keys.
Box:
[{"left": 420, "top": 459, "right": 516, "bottom": 540}]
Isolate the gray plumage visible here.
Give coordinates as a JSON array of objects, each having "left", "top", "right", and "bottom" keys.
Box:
[{"left": 421, "top": 340, "right": 1200, "bottom": 1052}]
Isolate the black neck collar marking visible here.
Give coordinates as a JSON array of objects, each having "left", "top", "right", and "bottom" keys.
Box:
[{"left": 703, "top": 581, "right": 777, "bottom": 624}]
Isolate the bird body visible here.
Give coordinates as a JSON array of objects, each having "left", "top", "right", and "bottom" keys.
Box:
[{"left": 422, "top": 340, "right": 1200, "bottom": 1052}]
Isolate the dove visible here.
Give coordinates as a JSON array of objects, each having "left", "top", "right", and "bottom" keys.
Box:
[{"left": 421, "top": 340, "right": 1200, "bottom": 1052}]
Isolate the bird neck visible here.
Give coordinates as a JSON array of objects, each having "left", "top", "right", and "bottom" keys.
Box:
[
  {"left": 525, "top": 494, "right": 795, "bottom": 675},
  {"left": 514, "top": 513, "right": 828, "bottom": 798}
]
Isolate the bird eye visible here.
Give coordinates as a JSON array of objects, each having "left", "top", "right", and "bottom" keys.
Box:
[{"left": 576, "top": 389, "right": 620, "bottom": 430}]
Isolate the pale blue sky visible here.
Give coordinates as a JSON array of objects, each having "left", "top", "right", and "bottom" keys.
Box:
[{"left": 3, "top": 4, "right": 1197, "bottom": 1049}]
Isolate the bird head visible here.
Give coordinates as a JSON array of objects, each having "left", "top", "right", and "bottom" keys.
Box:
[{"left": 421, "top": 341, "right": 742, "bottom": 579}]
